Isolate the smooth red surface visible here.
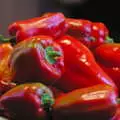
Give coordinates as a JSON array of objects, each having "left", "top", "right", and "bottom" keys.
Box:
[
  {"left": 8, "top": 13, "right": 68, "bottom": 42},
  {"left": 95, "top": 43, "right": 120, "bottom": 67},
  {"left": 55, "top": 35, "right": 116, "bottom": 92},
  {"left": 94, "top": 43, "right": 120, "bottom": 96}
]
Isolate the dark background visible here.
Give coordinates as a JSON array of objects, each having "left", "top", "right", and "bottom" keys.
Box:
[{"left": 0, "top": 0, "right": 120, "bottom": 42}]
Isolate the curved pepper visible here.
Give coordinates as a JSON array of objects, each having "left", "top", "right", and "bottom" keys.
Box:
[
  {"left": 9, "top": 35, "right": 64, "bottom": 85},
  {"left": 0, "top": 83, "right": 54, "bottom": 120},
  {"left": 55, "top": 35, "right": 117, "bottom": 92},
  {"left": 66, "top": 18, "right": 112, "bottom": 49},
  {"left": 53, "top": 84, "right": 117, "bottom": 120},
  {"left": 94, "top": 43, "right": 120, "bottom": 96},
  {"left": 8, "top": 13, "right": 68, "bottom": 42}
]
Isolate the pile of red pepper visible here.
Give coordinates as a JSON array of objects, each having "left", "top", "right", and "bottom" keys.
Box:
[{"left": 0, "top": 12, "right": 120, "bottom": 120}]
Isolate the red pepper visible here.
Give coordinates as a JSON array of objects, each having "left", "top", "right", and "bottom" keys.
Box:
[
  {"left": 66, "top": 18, "right": 112, "bottom": 49},
  {"left": 94, "top": 43, "right": 120, "bottom": 96},
  {"left": 90, "top": 22, "right": 110, "bottom": 48},
  {"left": 53, "top": 84, "right": 118, "bottom": 120},
  {"left": 55, "top": 35, "right": 117, "bottom": 92},
  {"left": 0, "top": 43, "right": 15, "bottom": 95},
  {"left": 48, "top": 86, "right": 65, "bottom": 99},
  {"left": 8, "top": 13, "right": 68, "bottom": 42},
  {"left": 0, "top": 83, "right": 54, "bottom": 120},
  {"left": 9, "top": 35, "right": 64, "bottom": 85}
]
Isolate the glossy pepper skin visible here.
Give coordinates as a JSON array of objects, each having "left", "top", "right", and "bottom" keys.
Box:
[
  {"left": 0, "top": 83, "right": 54, "bottom": 120},
  {"left": 8, "top": 13, "right": 68, "bottom": 42},
  {"left": 53, "top": 84, "right": 117, "bottom": 120},
  {"left": 66, "top": 18, "right": 112, "bottom": 49},
  {"left": 94, "top": 43, "right": 120, "bottom": 96},
  {"left": 90, "top": 22, "right": 111, "bottom": 48},
  {"left": 0, "top": 43, "right": 15, "bottom": 95},
  {"left": 9, "top": 35, "right": 64, "bottom": 84},
  {"left": 55, "top": 35, "right": 116, "bottom": 92}
]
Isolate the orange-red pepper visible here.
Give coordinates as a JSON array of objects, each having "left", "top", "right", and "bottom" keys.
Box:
[{"left": 53, "top": 84, "right": 118, "bottom": 120}]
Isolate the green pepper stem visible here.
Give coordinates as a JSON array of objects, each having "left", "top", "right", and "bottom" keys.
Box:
[
  {"left": 47, "top": 51, "right": 61, "bottom": 57},
  {"left": 0, "top": 35, "right": 10, "bottom": 43},
  {"left": 0, "top": 34, "right": 16, "bottom": 44},
  {"left": 105, "top": 36, "right": 114, "bottom": 43},
  {"left": 45, "top": 46, "right": 61, "bottom": 64},
  {"left": 41, "top": 93, "right": 54, "bottom": 106}
]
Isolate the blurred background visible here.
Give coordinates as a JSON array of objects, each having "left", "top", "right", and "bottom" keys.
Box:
[{"left": 0, "top": 0, "right": 120, "bottom": 42}]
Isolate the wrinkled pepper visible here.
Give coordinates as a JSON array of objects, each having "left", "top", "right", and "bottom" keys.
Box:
[
  {"left": 0, "top": 43, "right": 15, "bottom": 94},
  {"left": 9, "top": 35, "right": 64, "bottom": 85},
  {"left": 53, "top": 84, "right": 118, "bottom": 120},
  {"left": 0, "top": 83, "right": 54, "bottom": 120},
  {"left": 66, "top": 18, "right": 113, "bottom": 49},
  {"left": 8, "top": 13, "right": 68, "bottom": 42},
  {"left": 94, "top": 43, "right": 120, "bottom": 96},
  {"left": 55, "top": 35, "right": 117, "bottom": 92}
]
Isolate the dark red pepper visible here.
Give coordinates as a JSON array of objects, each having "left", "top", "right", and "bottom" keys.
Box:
[
  {"left": 55, "top": 35, "right": 117, "bottom": 92},
  {"left": 9, "top": 35, "right": 64, "bottom": 85},
  {"left": 66, "top": 18, "right": 113, "bottom": 49},
  {"left": 0, "top": 83, "right": 54, "bottom": 120},
  {"left": 94, "top": 43, "right": 120, "bottom": 96},
  {"left": 48, "top": 86, "right": 65, "bottom": 99},
  {"left": 53, "top": 84, "right": 118, "bottom": 120},
  {"left": 8, "top": 13, "right": 68, "bottom": 42}
]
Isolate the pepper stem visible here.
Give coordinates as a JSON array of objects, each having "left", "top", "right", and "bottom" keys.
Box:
[
  {"left": 41, "top": 93, "right": 54, "bottom": 112},
  {"left": 0, "top": 35, "right": 11, "bottom": 43},
  {"left": 41, "top": 93, "right": 54, "bottom": 106},
  {"left": 0, "top": 34, "right": 16, "bottom": 45},
  {"left": 105, "top": 36, "right": 114, "bottom": 43},
  {"left": 45, "top": 46, "right": 61, "bottom": 64}
]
